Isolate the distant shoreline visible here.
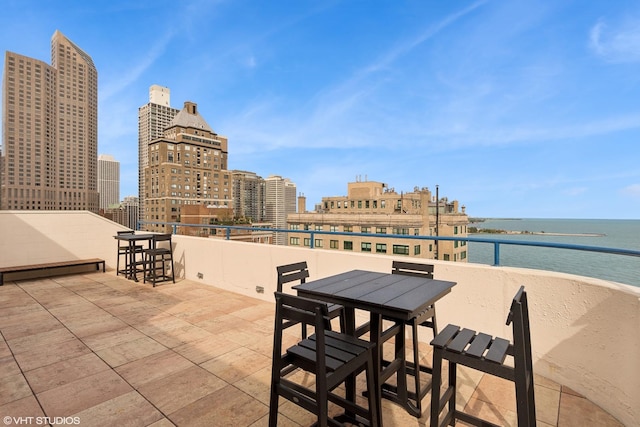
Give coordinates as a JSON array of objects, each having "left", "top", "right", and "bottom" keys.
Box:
[
  {"left": 469, "top": 228, "right": 606, "bottom": 237},
  {"left": 468, "top": 218, "right": 606, "bottom": 237}
]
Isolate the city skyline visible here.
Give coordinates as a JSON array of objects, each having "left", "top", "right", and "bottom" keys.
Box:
[{"left": 2, "top": 1, "right": 640, "bottom": 219}]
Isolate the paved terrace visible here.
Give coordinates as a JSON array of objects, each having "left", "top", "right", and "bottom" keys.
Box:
[{"left": 0, "top": 271, "right": 623, "bottom": 427}]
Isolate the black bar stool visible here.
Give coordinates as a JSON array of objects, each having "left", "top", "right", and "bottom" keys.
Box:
[
  {"left": 430, "top": 286, "right": 536, "bottom": 427},
  {"left": 116, "top": 230, "right": 144, "bottom": 277},
  {"left": 269, "top": 292, "right": 380, "bottom": 427},
  {"left": 143, "top": 234, "right": 175, "bottom": 286}
]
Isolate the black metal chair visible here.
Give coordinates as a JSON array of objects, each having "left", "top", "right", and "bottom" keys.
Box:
[
  {"left": 430, "top": 286, "right": 536, "bottom": 427},
  {"left": 277, "top": 261, "right": 345, "bottom": 338},
  {"left": 383, "top": 260, "right": 436, "bottom": 414},
  {"left": 116, "top": 230, "right": 144, "bottom": 277},
  {"left": 143, "top": 233, "right": 175, "bottom": 286},
  {"left": 269, "top": 292, "right": 381, "bottom": 427}
]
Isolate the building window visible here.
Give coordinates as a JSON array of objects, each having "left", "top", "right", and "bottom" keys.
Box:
[
  {"left": 290, "top": 224, "right": 300, "bottom": 230},
  {"left": 361, "top": 226, "right": 370, "bottom": 233},
  {"left": 344, "top": 225, "right": 353, "bottom": 232},
  {"left": 315, "top": 239, "right": 323, "bottom": 248},
  {"left": 365, "top": 200, "right": 370, "bottom": 208},
  {"left": 393, "top": 227, "right": 409, "bottom": 235},
  {"left": 361, "top": 242, "right": 372, "bottom": 252},
  {"left": 303, "top": 238, "right": 311, "bottom": 247},
  {"left": 344, "top": 241, "right": 353, "bottom": 250},
  {"left": 330, "top": 240, "right": 339, "bottom": 249},
  {"left": 392, "top": 245, "right": 409, "bottom": 255},
  {"left": 414, "top": 245, "right": 421, "bottom": 255},
  {"left": 376, "top": 227, "right": 386, "bottom": 234},
  {"left": 358, "top": 200, "right": 362, "bottom": 208},
  {"left": 330, "top": 225, "right": 338, "bottom": 232},
  {"left": 290, "top": 237, "right": 300, "bottom": 245},
  {"left": 443, "top": 254, "right": 450, "bottom": 261},
  {"left": 381, "top": 200, "right": 386, "bottom": 208},
  {"left": 373, "top": 200, "right": 377, "bottom": 208},
  {"left": 315, "top": 225, "right": 322, "bottom": 231},
  {"left": 414, "top": 228, "right": 420, "bottom": 235},
  {"left": 376, "top": 243, "right": 387, "bottom": 253}
]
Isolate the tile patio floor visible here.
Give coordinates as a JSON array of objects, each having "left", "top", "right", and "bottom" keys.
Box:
[{"left": 0, "top": 271, "right": 624, "bottom": 426}]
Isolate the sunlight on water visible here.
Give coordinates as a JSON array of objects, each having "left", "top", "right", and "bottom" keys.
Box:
[{"left": 468, "top": 219, "right": 640, "bottom": 287}]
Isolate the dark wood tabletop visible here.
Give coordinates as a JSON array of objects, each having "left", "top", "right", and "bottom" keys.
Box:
[
  {"left": 113, "top": 233, "right": 155, "bottom": 242},
  {"left": 293, "top": 269, "right": 456, "bottom": 322}
]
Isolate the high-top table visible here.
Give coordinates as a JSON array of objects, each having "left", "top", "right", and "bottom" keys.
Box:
[
  {"left": 294, "top": 269, "right": 456, "bottom": 419},
  {"left": 113, "top": 233, "right": 154, "bottom": 282}
]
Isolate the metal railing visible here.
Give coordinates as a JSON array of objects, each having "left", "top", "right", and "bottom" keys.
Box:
[{"left": 140, "top": 221, "right": 640, "bottom": 266}]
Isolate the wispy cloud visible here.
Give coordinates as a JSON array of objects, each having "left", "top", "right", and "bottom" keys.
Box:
[
  {"left": 226, "top": 1, "right": 489, "bottom": 154},
  {"left": 360, "top": 0, "right": 487, "bottom": 77},
  {"left": 564, "top": 187, "right": 588, "bottom": 197},
  {"left": 424, "top": 111, "right": 640, "bottom": 148},
  {"left": 100, "top": 30, "right": 175, "bottom": 101},
  {"left": 589, "top": 17, "right": 640, "bottom": 63},
  {"left": 621, "top": 183, "right": 640, "bottom": 198}
]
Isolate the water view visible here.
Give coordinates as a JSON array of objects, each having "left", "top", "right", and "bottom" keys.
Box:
[{"left": 468, "top": 218, "right": 640, "bottom": 287}]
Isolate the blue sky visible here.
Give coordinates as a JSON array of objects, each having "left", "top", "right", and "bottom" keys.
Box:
[{"left": 2, "top": 0, "right": 640, "bottom": 219}]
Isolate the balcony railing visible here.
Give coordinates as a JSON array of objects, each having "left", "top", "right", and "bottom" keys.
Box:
[{"left": 142, "top": 221, "right": 640, "bottom": 284}]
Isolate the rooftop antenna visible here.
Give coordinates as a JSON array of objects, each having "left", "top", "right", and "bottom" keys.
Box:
[{"left": 435, "top": 184, "right": 439, "bottom": 260}]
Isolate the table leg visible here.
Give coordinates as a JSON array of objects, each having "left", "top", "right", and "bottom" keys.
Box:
[
  {"left": 390, "top": 322, "right": 415, "bottom": 413},
  {"left": 129, "top": 240, "right": 139, "bottom": 281},
  {"left": 344, "top": 307, "right": 357, "bottom": 409},
  {"left": 370, "top": 313, "right": 383, "bottom": 404}
]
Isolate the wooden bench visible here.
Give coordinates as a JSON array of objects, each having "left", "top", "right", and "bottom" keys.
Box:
[{"left": 0, "top": 258, "right": 105, "bottom": 286}]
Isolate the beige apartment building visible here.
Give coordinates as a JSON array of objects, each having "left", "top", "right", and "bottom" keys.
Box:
[
  {"left": 265, "top": 175, "right": 297, "bottom": 245},
  {"left": 1, "top": 31, "right": 99, "bottom": 211},
  {"left": 232, "top": 170, "right": 265, "bottom": 222},
  {"left": 97, "top": 154, "right": 119, "bottom": 210},
  {"left": 138, "top": 85, "right": 180, "bottom": 220},
  {"left": 144, "top": 101, "right": 230, "bottom": 233},
  {"left": 287, "top": 180, "right": 469, "bottom": 261}
]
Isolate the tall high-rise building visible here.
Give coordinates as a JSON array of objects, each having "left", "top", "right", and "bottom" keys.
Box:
[
  {"left": 1, "top": 30, "right": 99, "bottom": 211},
  {"left": 144, "top": 101, "right": 230, "bottom": 233},
  {"left": 232, "top": 170, "right": 265, "bottom": 222},
  {"left": 265, "top": 175, "right": 297, "bottom": 245},
  {"left": 97, "top": 154, "right": 120, "bottom": 210},
  {"left": 138, "top": 85, "right": 179, "bottom": 222},
  {"left": 104, "top": 195, "right": 139, "bottom": 229}
]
